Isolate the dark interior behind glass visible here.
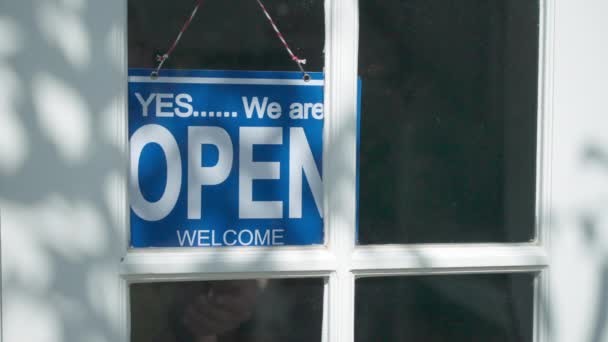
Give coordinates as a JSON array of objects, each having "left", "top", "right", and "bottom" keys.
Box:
[
  {"left": 128, "top": 0, "right": 324, "bottom": 71},
  {"left": 356, "top": 273, "right": 535, "bottom": 342},
  {"left": 131, "top": 278, "right": 324, "bottom": 342},
  {"left": 358, "top": 0, "right": 540, "bottom": 244}
]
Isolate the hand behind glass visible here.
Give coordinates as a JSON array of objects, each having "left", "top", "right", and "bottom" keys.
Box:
[{"left": 181, "top": 280, "right": 258, "bottom": 340}]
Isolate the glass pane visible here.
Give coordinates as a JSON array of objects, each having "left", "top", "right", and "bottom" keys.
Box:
[
  {"left": 127, "top": 0, "right": 325, "bottom": 248},
  {"left": 131, "top": 278, "right": 324, "bottom": 342},
  {"left": 128, "top": 0, "right": 324, "bottom": 71},
  {"left": 355, "top": 273, "right": 535, "bottom": 342},
  {"left": 358, "top": 0, "right": 540, "bottom": 243}
]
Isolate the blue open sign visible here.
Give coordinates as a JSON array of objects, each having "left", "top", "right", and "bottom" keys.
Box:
[{"left": 129, "top": 69, "right": 324, "bottom": 247}]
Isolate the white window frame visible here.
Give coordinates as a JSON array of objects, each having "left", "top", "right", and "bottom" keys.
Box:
[{"left": 114, "top": 0, "right": 555, "bottom": 341}]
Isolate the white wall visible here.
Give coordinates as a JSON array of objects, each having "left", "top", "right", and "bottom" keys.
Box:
[
  {"left": 550, "top": 0, "right": 608, "bottom": 341},
  {"left": 0, "top": 0, "right": 607, "bottom": 341},
  {"left": 0, "top": 0, "right": 125, "bottom": 341}
]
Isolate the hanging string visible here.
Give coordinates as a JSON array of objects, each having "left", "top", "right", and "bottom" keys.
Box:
[
  {"left": 255, "top": 0, "right": 310, "bottom": 81},
  {"left": 150, "top": 0, "right": 310, "bottom": 81},
  {"left": 151, "top": 0, "right": 204, "bottom": 79}
]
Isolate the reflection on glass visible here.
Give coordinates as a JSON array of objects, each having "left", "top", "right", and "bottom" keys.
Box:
[
  {"left": 358, "top": 0, "right": 540, "bottom": 244},
  {"left": 130, "top": 278, "right": 323, "bottom": 342},
  {"left": 128, "top": 0, "right": 324, "bottom": 71},
  {"left": 355, "top": 273, "right": 535, "bottom": 342}
]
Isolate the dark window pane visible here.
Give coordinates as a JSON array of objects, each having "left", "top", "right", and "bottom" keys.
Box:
[
  {"left": 128, "top": 0, "right": 324, "bottom": 71},
  {"left": 355, "top": 274, "right": 535, "bottom": 342},
  {"left": 358, "top": 0, "right": 539, "bottom": 243},
  {"left": 131, "top": 278, "right": 324, "bottom": 342}
]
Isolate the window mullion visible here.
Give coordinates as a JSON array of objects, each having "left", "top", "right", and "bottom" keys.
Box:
[{"left": 324, "top": 0, "right": 359, "bottom": 341}]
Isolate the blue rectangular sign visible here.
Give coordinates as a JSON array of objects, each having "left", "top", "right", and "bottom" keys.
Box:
[{"left": 129, "top": 69, "right": 324, "bottom": 247}]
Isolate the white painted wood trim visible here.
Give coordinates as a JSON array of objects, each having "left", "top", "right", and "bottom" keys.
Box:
[
  {"left": 536, "top": 0, "right": 555, "bottom": 249},
  {"left": 0, "top": 209, "right": 4, "bottom": 342},
  {"left": 114, "top": 2, "right": 130, "bottom": 341},
  {"left": 352, "top": 244, "right": 548, "bottom": 275},
  {"left": 535, "top": 0, "right": 555, "bottom": 340},
  {"left": 535, "top": 270, "right": 551, "bottom": 342},
  {"left": 321, "top": 278, "right": 330, "bottom": 342},
  {"left": 121, "top": 247, "right": 337, "bottom": 277}
]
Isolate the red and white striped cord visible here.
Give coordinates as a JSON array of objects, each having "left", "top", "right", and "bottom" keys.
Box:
[
  {"left": 254, "top": 0, "right": 310, "bottom": 81},
  {"left": 152, "top": 0, "right": 204, "bottom": 78},
  {"left": 151, "top": 0, "right": 310, "bottom": 81}
]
